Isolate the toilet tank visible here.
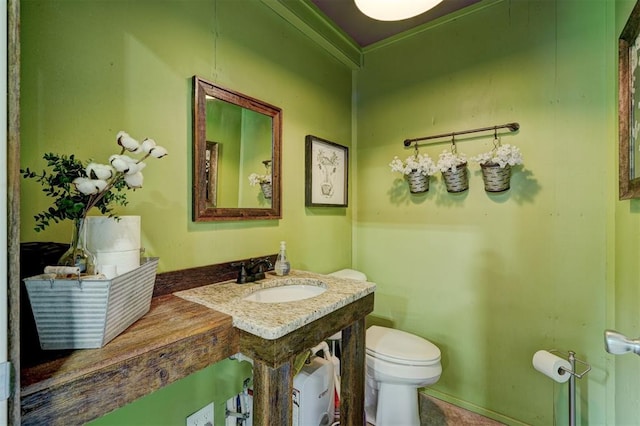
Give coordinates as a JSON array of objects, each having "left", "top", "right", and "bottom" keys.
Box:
[
  {"left": 328, "top": 269, "right": 367, "bottom": 281},
  {"left": 326, "top": 269, "right": 368, "bottom": 341}
]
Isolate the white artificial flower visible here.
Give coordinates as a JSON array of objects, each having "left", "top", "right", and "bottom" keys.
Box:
[
  {"left": 73, "top": 177, "right": 107, "bottom": 195},
  {"left": 141, "top": 138, "right": 168, "bottom": 158},
  {"left": 109, "top": 154, "right": 135, "bottom": 173},
  {"left": 92, "top": 179, "right": 108, "bottom": 192},
  {"left": 436, "top": 150, "right": 467, "bottom": 173},
  {"left": 124, "top": 172, "right": 144, "bottom": 188},
  {"left": 149, "top": 145, "right": 168, "bottom": 158},
  {"left": 116, "top": 131, "right": 141, "bottom": 152},
  {"left": 389, "top": 157, "right": 408, "bottom": 174},
  {"left": 471, "top": 144, "right": 523, "bottom": 168},
  {"left": 389, "top": 153, "right": 436, "bottom": 176},
  {"left": 86, "top": 162, "right": 114, "bottom": 180},
  {"left": 248, "top": 173, "right": 270, "bottom": 186},
  {"left": 126, "top": 161, "right": 146, "bottom": 175},
  {"left": 141, "top": 138, "right": 156, "bottom": 153}
]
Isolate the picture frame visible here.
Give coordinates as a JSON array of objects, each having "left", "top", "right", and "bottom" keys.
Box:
[
  {"left": 619, "top": 0, "right": 640, "bottom": 199},
  {"left": 305, "top": 135, "right": 348, "bottom": 207}
]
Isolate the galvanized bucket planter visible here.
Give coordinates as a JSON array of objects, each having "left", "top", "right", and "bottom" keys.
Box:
[
  {"left": 406, "top": 170, "right": 430, "bottom": 193},
  {"left": 480, "top": 163, "right": 511, "bottom": 192},
  {"left": 260, "top": 182, "right": 272, "bottom": 199},
  {"left": 442, "top": 163, "right": 469, "bottom": 193},
  {"left": 23, "top": 257, "right": 159, "bottom": 350}
]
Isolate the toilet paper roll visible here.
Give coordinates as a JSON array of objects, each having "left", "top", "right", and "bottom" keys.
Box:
[
  {"left": 95, "top": 250, "right": 140, "bottom": 275},
  {"left": 98, "top": 264, "right": 118, "bottom": 279},
  {"left": 532, "top": 350, "right": 572, "bottom": 383},
  {"left": 86, "top": 216, "right": 141, "bottom": 252}
]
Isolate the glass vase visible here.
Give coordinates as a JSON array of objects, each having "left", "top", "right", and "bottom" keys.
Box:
[{"left": 58, "top": 218, "right": 96, "bottom": 275}]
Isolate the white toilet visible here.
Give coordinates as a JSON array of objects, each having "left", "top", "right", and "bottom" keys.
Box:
[
  {"left": 365, "top": 325, "right": 442, "bottom": 426},
  {"left": 328, "top": 269, "right": 443, "bottom": 426}
]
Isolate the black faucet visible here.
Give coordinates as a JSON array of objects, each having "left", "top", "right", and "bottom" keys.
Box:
[{"left": 232, "top": 257, "right": 273, "bottom": 284}]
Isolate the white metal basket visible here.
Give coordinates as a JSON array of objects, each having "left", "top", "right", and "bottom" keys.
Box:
[
  {"left": 442, "top": 163, "right": 469, "bottom": 193},
  {"left": 406, "top": 170, "right": 430, "bottom": 193},
  {"left": 23, "top": 257, "right": 159, "bottom": 350},
  {"left": 480, "top": 164, "right": 511, "bottom": 192}
]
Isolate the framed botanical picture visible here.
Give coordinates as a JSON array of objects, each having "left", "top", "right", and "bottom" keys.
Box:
[
  {"left": 619, "top": 0, "right": 640, "bottom": 199},
  {"left": 305, "top": 135, "right": 348, "bottom": 207}
]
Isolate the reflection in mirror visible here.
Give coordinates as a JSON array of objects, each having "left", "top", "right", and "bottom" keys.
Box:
[
  {"left": 193, "top": 76, "right": 281, "bottom": 220},
  {"left": 205, "top": 141, "right": 218, "bottom": 206}
]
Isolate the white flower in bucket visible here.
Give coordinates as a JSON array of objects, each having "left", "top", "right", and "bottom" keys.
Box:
[
  {"left": 471, "top": 141, "right": 523, "bottom": 192},
  {"left": 436, "top": 150, "right": 467, "bottom": 172},
  {"left": 389, "top": 153, "right": 437, "bottom": 177},
  {"left": 248, "top": 159, "right": 273, "bottom": 199},
  {"left": 471, "top": 143, "right": 523, "bottom": 168},
  {"left": 437, "top": 148, "right": 469, "bottom": 193},
  {"left": 248, "top": 172, "right": 272, "bottom": 186},
  {"left": 389, "top": 149, "right": 437, "bottom": 193}
]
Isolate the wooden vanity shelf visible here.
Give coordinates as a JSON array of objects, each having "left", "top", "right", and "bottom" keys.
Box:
[
  {"left": 19, "top": 256, "right": 373, "bottom": 426},
  {"left": 20, "top": 295, "right": 236, "bottom": 425}
]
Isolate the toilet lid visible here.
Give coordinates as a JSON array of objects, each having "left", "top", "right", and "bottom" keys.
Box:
[{"left": 366, "top": 325, "right": 441, "bottom": 366}]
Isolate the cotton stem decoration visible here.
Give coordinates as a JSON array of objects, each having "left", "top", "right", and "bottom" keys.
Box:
[{"left": 21, "top": 131, "right": 169, "bottom": 231}]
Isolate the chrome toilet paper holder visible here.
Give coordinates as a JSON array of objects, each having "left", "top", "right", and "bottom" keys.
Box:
[
  {"left": 548, "top": 349, "right": 591, "bottom": 426},
  {"left": 548, "top": 349, "right": 591, "bottom": 379}
]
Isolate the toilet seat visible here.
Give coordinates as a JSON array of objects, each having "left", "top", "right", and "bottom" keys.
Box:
[{"left": 366, "top": 325, "right": 441, "bottom": 366}]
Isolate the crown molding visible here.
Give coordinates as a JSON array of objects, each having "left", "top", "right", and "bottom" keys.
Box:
[{"left": 261, "top": 0, "right": 363, "bottom": 69}]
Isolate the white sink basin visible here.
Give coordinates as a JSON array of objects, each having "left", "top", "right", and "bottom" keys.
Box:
[{"left": 243, "top": 284, "right": 326, "bottom": 303}]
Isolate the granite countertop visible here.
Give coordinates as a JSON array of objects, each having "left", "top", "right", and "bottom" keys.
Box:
[{"left": 174, "top": 269, "right": 376, "bottom": 340}]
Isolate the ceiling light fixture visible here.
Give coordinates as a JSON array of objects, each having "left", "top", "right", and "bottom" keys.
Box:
[{"left": 354, "top": 0, "right": 444, "bottom": 21}]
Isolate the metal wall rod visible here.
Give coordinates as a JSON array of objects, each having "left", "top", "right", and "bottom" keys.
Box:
[{"left": 403, "top": 122, "right": 520, "bottom": 147}]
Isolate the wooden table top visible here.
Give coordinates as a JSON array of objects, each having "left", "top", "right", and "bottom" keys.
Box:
[{"left": 21, "top": 295, "right": 237, "bottom": 425}]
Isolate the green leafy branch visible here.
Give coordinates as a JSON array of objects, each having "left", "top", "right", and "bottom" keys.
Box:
[{"left": 21, "top": 153, "right": 128, "bottom": 232}]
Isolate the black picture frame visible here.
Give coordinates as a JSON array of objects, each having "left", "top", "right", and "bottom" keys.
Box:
[{"left": 305, "top": 135, "right": 348, "bottom": 207}]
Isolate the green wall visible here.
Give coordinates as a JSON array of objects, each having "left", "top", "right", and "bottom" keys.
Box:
[
  {"left": 20, "top": 0, "right": 353, "bottom": 424},
  {"left": 615, "top": 2, "right": 640, "bottom": 425},
  {"left": 20, "top": 0, "right": 640, "bottom": 424},
  {"left": 20, "top": 0, "right": 354, "bottom": 274},
  {"left": 355, "top": 0, "right": 614, "bottom": 424}
]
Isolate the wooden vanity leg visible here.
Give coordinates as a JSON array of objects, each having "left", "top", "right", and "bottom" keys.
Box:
[
  {"left": 340, "top": 318, "right": 366, "bottom": 426},
  {"left": 252, "top": 358, "right": 293, "bottom": 426}
]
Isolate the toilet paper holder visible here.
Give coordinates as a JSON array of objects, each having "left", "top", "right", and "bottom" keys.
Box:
[
  {"left": 548, "top": 349, "right": 591, "bottom": 426},
  {"left": 548, "top": 349, "right": 591, "bottom": 379}
]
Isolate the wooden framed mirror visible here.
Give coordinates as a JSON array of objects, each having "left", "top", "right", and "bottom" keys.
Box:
[
  {"left": 192, "top": 76, "right": 281, "bottom": 220},
  {"left": 619, "top": 1, "right": 640, "bottom": 199}
]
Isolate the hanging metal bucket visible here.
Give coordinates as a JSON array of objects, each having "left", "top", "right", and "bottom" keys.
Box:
[
  {"left": 442, "top": 163, "right": 469, "bottom": 193},
  {"left": 406, "top": 170, "right": 430, "bottom": 193},
  {"left": 260, "top": 182, "right": 272, "bottom": 199},
  {"left": 480, "top": 163, "right": 511, "bottom": 192}
]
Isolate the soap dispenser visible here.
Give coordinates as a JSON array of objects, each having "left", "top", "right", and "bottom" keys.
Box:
[{"left": 274, "top": 241, "right": 290, "bottom": 276}]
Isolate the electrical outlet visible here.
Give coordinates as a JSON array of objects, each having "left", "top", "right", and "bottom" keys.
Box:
[{"left": 186, "top": 402, "right": 214, "bottom": 426}]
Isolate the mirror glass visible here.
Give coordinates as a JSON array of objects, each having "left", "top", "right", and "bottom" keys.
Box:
[{"left": 193, "top": 76, "right": 281, "bottom": 220}]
